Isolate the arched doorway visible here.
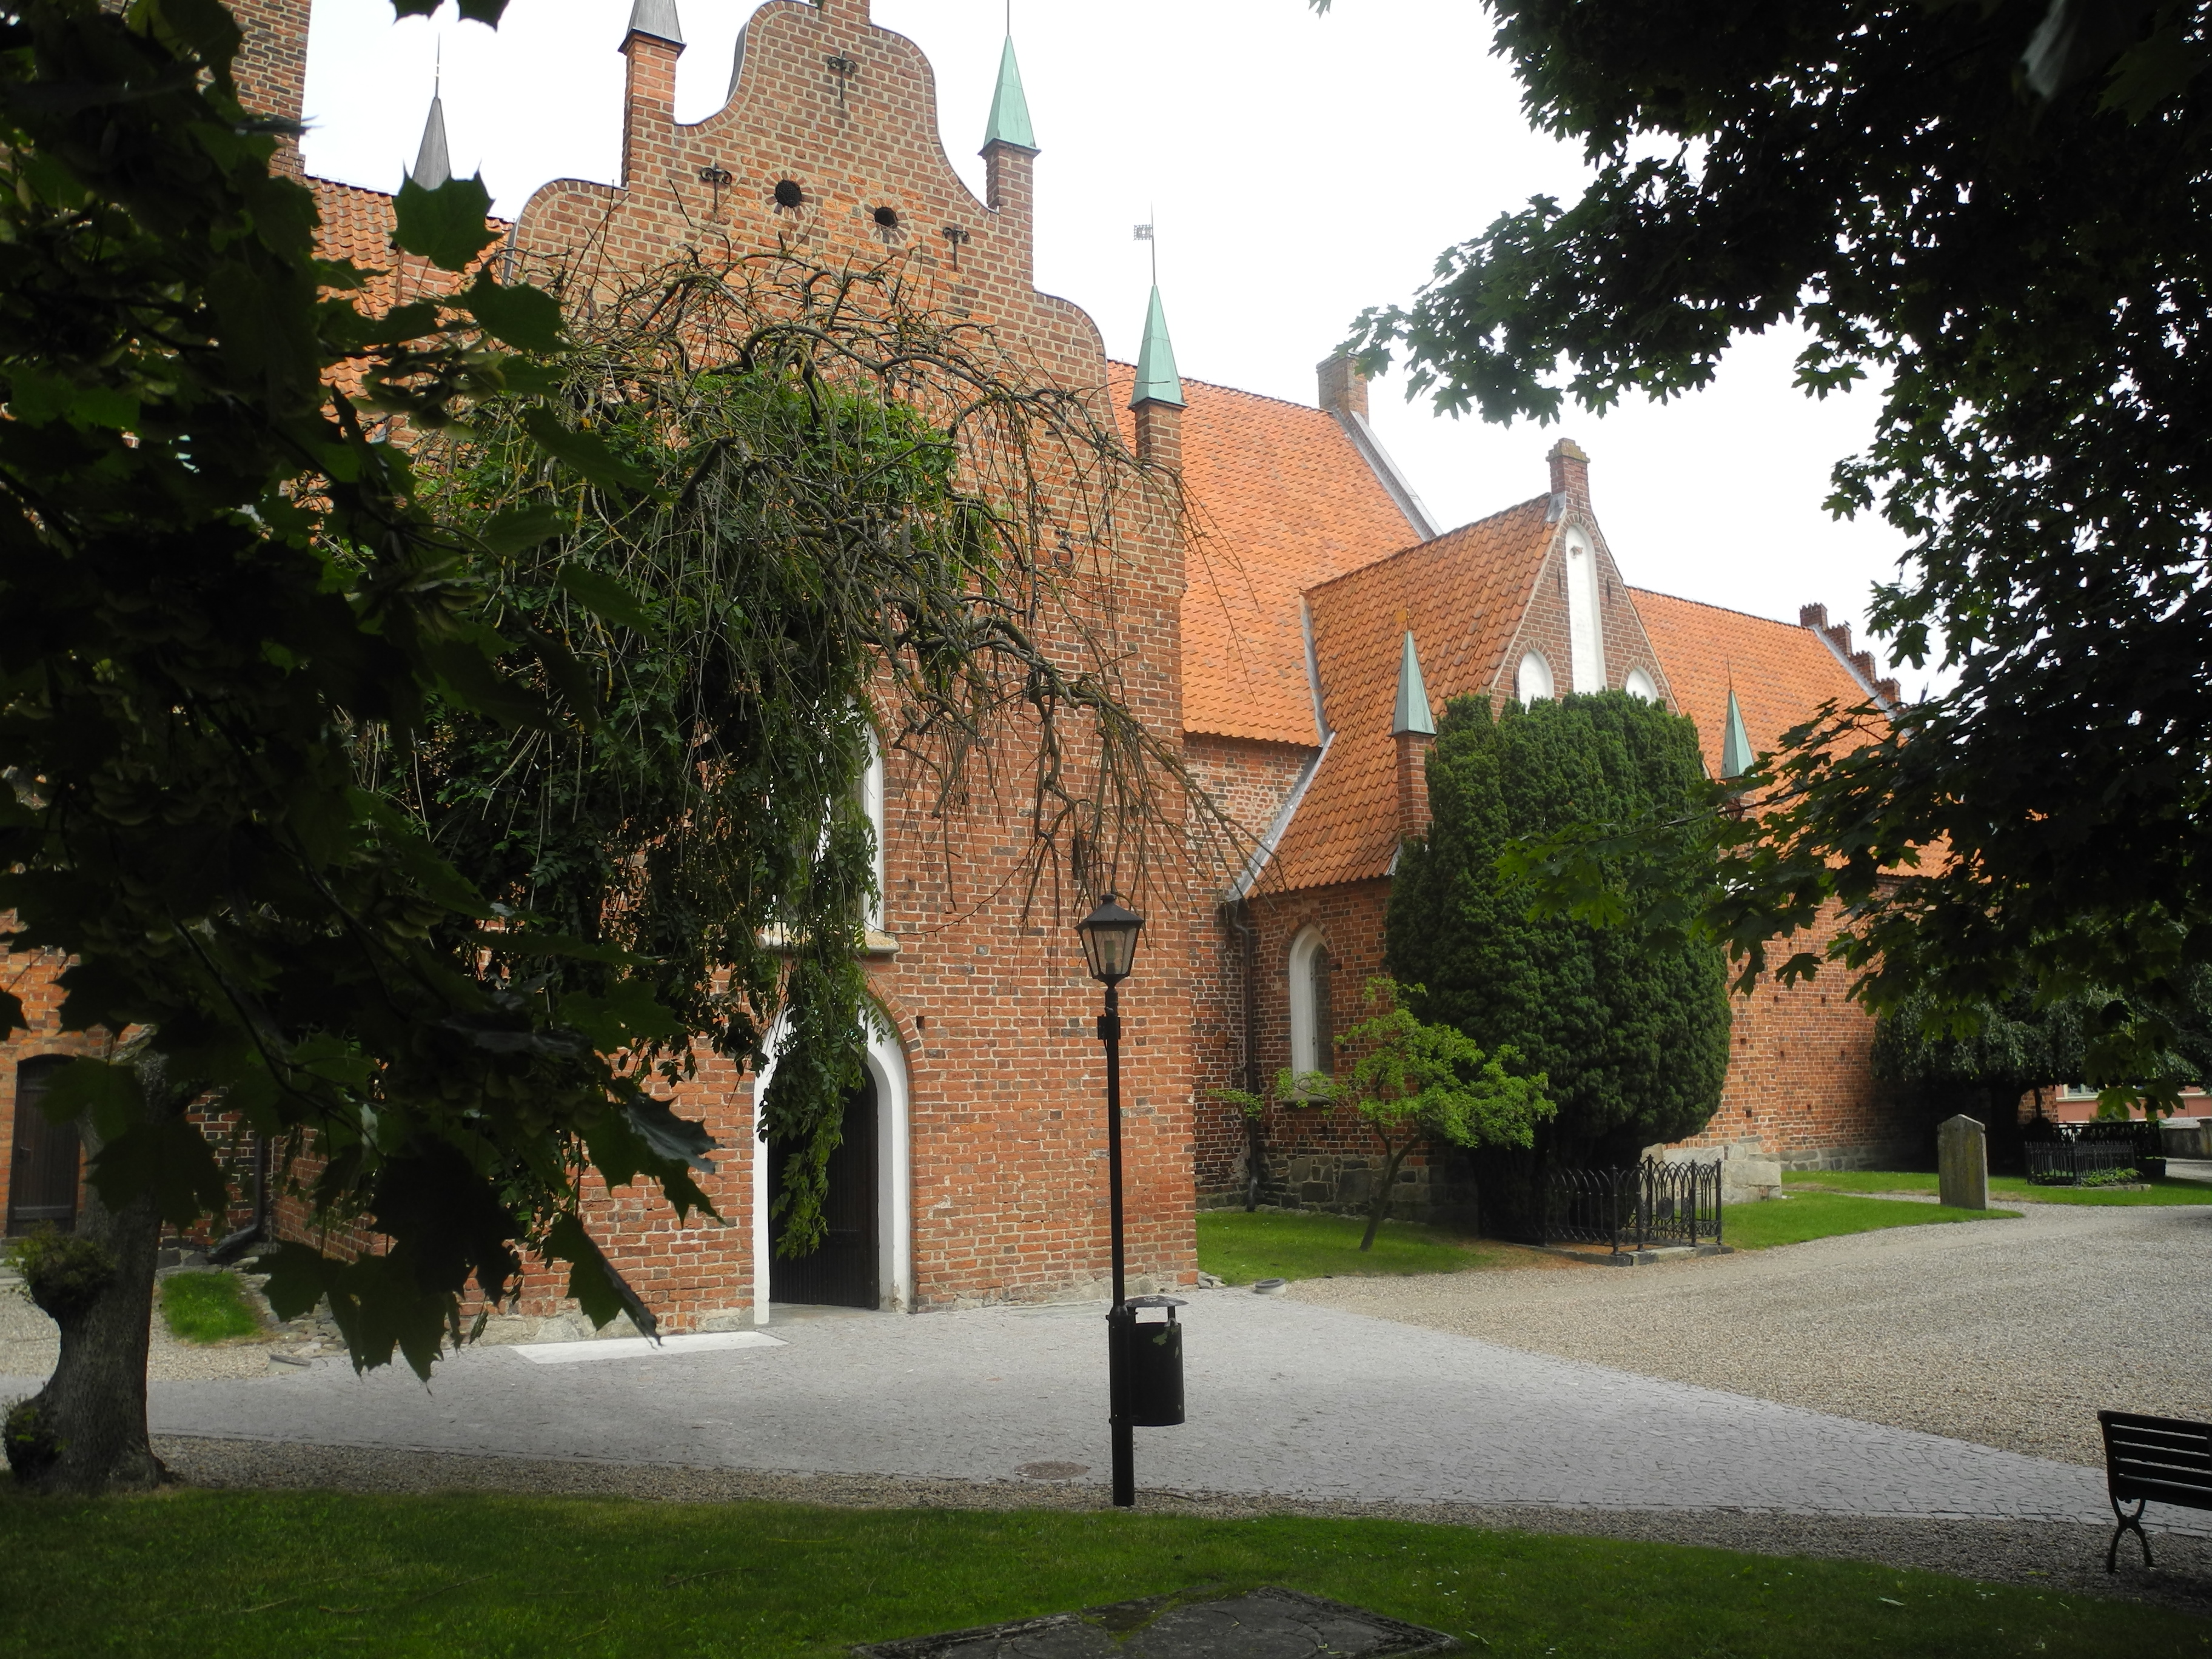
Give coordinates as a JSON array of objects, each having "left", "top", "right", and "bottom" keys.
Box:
[
  {"left": 765, "top": 1073, "right": 879, "bottom": 1307},
  {"left": 749, "top": 1019, "right": 912, "bottom": 1321}
]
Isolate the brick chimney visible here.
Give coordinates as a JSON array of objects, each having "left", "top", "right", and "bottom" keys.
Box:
[
  {"left": 1547, "top": 438, "right": 1592, "bottom": 517},
  {"left": 1395, "top": 731, "right": 1433, "bottom": 844},
  {"left": 1134, "top": 399, "right": 1181, "bottom": 470},
  {"left": 1318, "top": 350, "right": 1369, "bottom": 421},
  {"left": 620, "top": 0, "right": 684, "bottom": 194}
]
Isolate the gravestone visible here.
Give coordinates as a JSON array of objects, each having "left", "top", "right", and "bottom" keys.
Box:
[
  {"left": 1938, "top": 1114, "right": 1988, "bottom": 1212},
  {"left": 856, "top": 1587, "right": 1456, "bottom": 1659}
]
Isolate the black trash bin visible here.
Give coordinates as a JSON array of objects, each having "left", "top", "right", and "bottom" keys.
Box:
[{"left": 1108, "top": 1295, "right": 1185, "bottom": 1427}]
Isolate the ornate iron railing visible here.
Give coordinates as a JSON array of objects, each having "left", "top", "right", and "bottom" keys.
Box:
[
  {"left": 1543, "top": 1159, "right": 1723, "bottom": 1253},
  {"left": 2023, "top": 1138, "right": 2140, "bottom": 1185}
]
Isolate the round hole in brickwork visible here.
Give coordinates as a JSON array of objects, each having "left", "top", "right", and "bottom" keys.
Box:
[
  {"left": 773, "top": 179, "right": 804, "bottom": 209},
  {"left": 873, "top": 205, "right": 900, "bottom": 230}
]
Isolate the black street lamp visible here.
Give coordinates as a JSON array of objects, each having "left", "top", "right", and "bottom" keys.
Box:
[{"left": 1077, "top": 893, "right": 1183, "bottom": 1507}]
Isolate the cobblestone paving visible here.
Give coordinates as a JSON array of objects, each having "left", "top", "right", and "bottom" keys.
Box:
[
  {"left": 1290, "top": 1198, "right": 2212, "bottom": 1467},
  {"left": 0, "top": 1288, "right": 2143, "bottom": 1530}
]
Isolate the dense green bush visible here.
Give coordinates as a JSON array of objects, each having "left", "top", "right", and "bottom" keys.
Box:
[{"left": 1387, "top": 691, "right": 1730, "bottom": 1165}]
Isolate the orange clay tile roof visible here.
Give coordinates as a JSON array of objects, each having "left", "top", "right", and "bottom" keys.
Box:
[
  {"left": 1107, "top": 364, "right": 1423, "bottom": 746},
  {"left": 1629, "top": 589, "right": 1880, "bottom": 779},
  {"left": 1265, "top": 498, "right": 1556, "bottom": 891},
  {"left": 312, "top": 175, "right": 503, "bottom": 317}
]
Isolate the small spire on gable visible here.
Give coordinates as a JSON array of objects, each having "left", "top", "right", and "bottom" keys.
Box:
[
  {"left": 984, "top": 33, "right": 1036, "bottom": 152},
  {"left": 1393, "top": 631, "right": 1435, "bottom": 737},
  {"left": 408, "top": 87, "right": 451, "bottom": 190},
  {"left": 1130, "top": 285, "right": 1184, "bottom": 410},
  {"left": 1721, "top": 687, "right": 1755, "bottom": 780},
  {"left": 625, "top": 0, "right": 683, "bottom": 48}
]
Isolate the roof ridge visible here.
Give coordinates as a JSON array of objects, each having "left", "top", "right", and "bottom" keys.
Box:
[
  {"left": 307, "top": 172, "right": 515, "bottom": 229},
  {"left": 1626, "top": 586, "right": 1822, "bottom": 632},
  {"left": 1107, "top": 360, "right": 1350, "bottom": 418},
  {"left": 1305, "top": 494, "right": 1552, "bottom": 598}
]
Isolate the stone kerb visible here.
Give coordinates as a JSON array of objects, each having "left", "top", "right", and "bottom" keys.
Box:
[{"left": 1939, "top": 1113, "right": 1989, "bottom": 1211}]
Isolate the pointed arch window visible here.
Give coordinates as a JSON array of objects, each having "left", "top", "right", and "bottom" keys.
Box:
[
  {"left": 1515, "top": 650, "right": 1554, "bottom": 705},
  {"left": 860, "top": 726, "right": 886, "bottom": 934},
  {"left": 1288, "top": 927, "right": 1335, "bottom": 1084},
  {"left": 1624, "top": 668, "right": 1659, "bottom": 703},
  {"left": 1564, "top": 530, "right": 1605, "bottom": 691}
]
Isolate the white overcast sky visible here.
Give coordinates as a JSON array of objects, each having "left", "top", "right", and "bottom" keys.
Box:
[{"left": 300, "top": 0, "right": 1926, "bottom": 689}]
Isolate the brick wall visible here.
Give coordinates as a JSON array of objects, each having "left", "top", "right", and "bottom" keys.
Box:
[
  {"left": 226, "top": 0, "right": 309, "bottom": 176},
  {"left": 486, "top": 0, "right": 1194, "bottom": 1322},
  {"left": 1667, "top": 901, "right": 1919, "bottom": 1169}
]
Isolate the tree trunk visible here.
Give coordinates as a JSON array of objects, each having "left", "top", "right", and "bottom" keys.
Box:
[
  {"left": 5, "top": 1120, "right": 169, "bottom": 1495},
  {"left": 1359, "top": 1142, "right": 1412, "bottom": 1251}
]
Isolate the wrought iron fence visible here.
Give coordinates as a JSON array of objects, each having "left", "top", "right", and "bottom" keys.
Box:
[
  {"left": 2023, "top": 1138, "right": 2141, "bottom": 1185},
  {"left": 1543, "top": 1159, "right": 1723, "bottom": 1253}
]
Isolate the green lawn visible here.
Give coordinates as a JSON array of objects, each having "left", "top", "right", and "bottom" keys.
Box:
[
  {"left": 158, "top": 1271, "right": 261, "bottom": 1344},
  {"left": 1196, "top": 1210, "right": 1509, "bottom": 1284},
  {"left": 0, "top": 1487, "right": 2197, "bottom": 1658},
  {"left": 1724, "top": 1188, "right": 2019, "bottom": 1250},
  {"left": 1786, "top": 1168, "right": 2212, "bottom": 1207}
]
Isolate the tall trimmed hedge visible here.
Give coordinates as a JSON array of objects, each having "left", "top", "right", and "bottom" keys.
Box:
[{"left": 1386, "top": 691, "right": 1731, "bottom": 1165}]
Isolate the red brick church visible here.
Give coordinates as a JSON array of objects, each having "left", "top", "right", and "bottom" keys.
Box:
[{"left": 0, "top": 0, "right": 1920, "bottom": 1321}]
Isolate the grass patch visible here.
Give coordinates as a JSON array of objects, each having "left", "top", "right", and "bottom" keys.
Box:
[
  {"left": 1196, "top": 1210, "right": 1507, "bottom": 1285},
  {"left": 1787, "top": 1168, "right": 2212, "bottom": 1207},
  {"left": 158, "top": 1271, "right": 261, "bottom": 1344},
  {"left": 0, "top": 1486, "right": 2196, "bottom": 1658},
  {"left": 1724, "top": 1188, "right": 2019, "bottom": 1250}
]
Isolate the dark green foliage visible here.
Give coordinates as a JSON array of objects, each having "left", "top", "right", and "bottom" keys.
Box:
[
  {"left": 1322, "top": 0, "right": 2212, "bottom": 1098},
  {"left": 4, "top": 1230, "right": 115, "bottom": 1321},
  {"left": 1872, "top": 970, "right": 2212, "bottom": 1153},
  {"left": 1388, "top": 692, "right": 1729, "bottom": 1164}
]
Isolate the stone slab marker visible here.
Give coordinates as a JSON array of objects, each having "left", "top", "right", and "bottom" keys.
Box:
[{"left": 1938, "top": 1114, "right": 1988, "bottom": 1211}]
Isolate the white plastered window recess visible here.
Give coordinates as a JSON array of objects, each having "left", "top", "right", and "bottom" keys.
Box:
[
  {"left": 1564, "top": 530, "right": 1605, "bottom": 692},
  {"left": 1624, "top": 667, "right": 1659, "bottom": 702},
  {"left": 1287, "top": 926, "right": 1335, "bottom": 1092},
  {"left": 1515, "top": 649, "right": 1554, "bottom": 705}
]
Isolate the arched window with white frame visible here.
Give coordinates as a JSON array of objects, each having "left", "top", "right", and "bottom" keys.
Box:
[
  {"left": 1287, "top": 927, "right": 1335, "bottom": 1084},
  {"left": 1564, "top": 530, "right": 1605, "bottom": 691},
  {"left": 1515, "top": 649, "right": 1554, "bottom": 705},
  {"left": 860, "top": 725, "right": 886, "bottom": 934}
]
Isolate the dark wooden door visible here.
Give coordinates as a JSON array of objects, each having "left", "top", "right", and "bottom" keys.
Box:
[
  {"left": 768, "top": 1074, "right": 879, "bottom": 1309},
  {"left": 7, "top": 1057, "right": 78, "bottom": 1235}
]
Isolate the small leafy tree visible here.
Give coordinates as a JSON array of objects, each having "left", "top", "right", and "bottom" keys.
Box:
[
  {"left": 1331, "top": 979, "right": 1552, "bottom": 1250},
  {"left": 1209, "top": 1068, "right": 1328, "bottom": 1212}
]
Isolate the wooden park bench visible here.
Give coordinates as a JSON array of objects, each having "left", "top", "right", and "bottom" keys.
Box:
[{"left": 2098, "top": 1410, "right": 2212, "bottom": 1570}]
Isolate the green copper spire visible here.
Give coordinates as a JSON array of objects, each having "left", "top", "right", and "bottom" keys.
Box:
[
  {"left": 1720, "top": 687, "right": 1755, "bottom": 780},
  {"left": 984, "top": 35, "right": 1036, "bottom": 151},
  {"left": 1130, "top": 285, "right": 1185, "bottom": 409},
  {"left": 1392, "top": 631, "right": 1435, "bottom": 736}
]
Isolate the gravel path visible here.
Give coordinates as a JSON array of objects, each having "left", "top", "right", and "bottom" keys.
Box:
[
  {"left": 0, "top": 1288, "right": 2131, "bottom": 1531},
  {"left": 0, "top": 1270, "right": 283, "bottom": 1383},
  {"left": 1290, "top": 1198, "right": 2212, "bottom": 1466},
  {"left": 152, "top": 1435, "right": 2212, "bottom": 1619}
]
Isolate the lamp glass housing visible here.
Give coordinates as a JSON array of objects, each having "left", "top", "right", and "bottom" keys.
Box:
[{"left": 1077, "top": 894, "right": 1144, "bottom": 985}]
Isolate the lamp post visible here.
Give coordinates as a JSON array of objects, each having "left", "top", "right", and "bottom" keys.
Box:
[{"left": 1077, "top": 893, "right": 1145, "bottom": 1506}]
